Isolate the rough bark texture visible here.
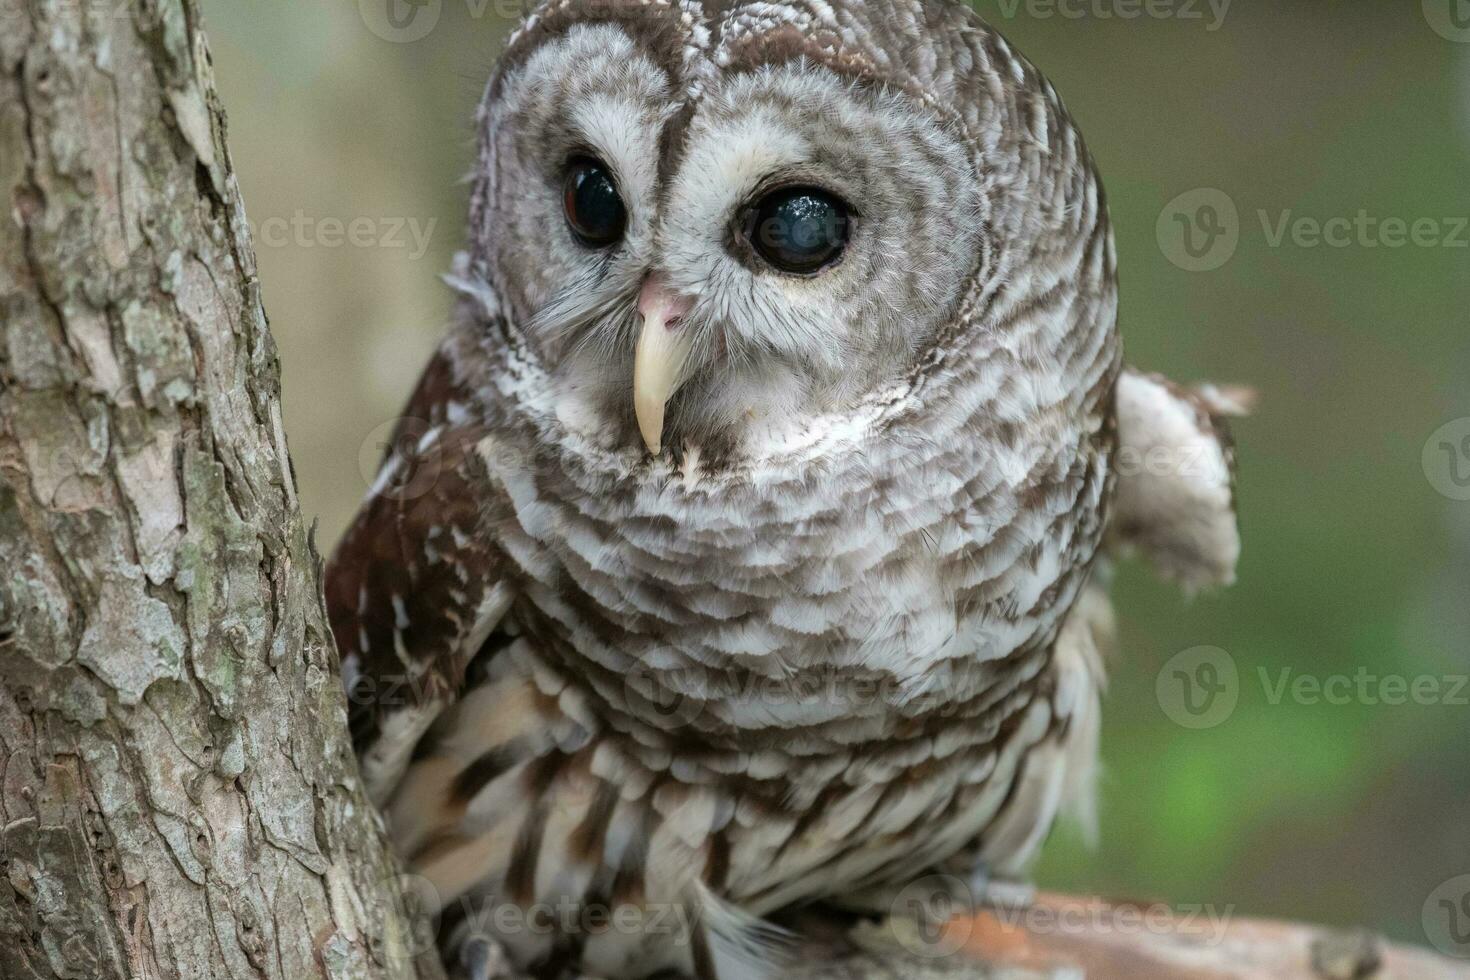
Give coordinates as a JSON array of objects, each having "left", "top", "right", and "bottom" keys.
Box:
[{"left": 0, "top": 1, "right": 444, "bottom": 978}]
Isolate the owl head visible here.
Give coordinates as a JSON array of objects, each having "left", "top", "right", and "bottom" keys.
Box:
[{"left": 462, "top": 0, "right": 1118, "bottom": 460}]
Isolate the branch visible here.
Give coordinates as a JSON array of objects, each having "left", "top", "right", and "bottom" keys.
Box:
[
  {"left": 0, "top": 2, "right": 442, "bottom": 977},
  {"left": 779, "top": 895, "right": 1469, "bottom": 979}
]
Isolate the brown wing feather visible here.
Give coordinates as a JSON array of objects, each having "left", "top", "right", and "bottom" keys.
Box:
[{"left": 326, "top": 347, "right": 514, "bottom": 799}]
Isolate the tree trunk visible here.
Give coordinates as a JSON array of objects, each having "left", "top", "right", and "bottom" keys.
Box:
[{"left": 0, "top": 2, "right": 443, "bottom": 977}]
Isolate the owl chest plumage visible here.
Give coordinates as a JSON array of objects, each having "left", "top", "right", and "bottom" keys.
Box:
[
  {"left": 477, "top": 337, "right": 1111, "bottom": 743},
  {"left": 389, "top": 336, "right": 1114, "bottom": 926}
]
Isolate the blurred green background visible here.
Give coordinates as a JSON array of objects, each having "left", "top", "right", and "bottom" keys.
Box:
[{"left": 202, "top": 0, "right": 1470, "bottom": 952}]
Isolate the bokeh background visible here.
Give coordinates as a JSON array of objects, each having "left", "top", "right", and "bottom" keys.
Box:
[{"left": 202, "top": 0, "right": 1470, "bottom": 952}]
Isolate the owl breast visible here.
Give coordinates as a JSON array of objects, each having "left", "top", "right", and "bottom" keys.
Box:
[
  {"left": 481, "top": 366, "right": 1109, "bottom": 748},
  {"left": 398, "top": 407, "right": 1114, "bottom": 973}
]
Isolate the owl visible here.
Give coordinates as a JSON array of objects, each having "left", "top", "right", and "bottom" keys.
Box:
[{"left": 325, "top": 0, "right": 1246, "bottom": 978}]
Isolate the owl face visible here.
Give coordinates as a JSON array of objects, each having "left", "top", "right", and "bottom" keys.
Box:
[
  {"left": 463, "top": 0, "right": 1118, "bottom": 482},
  {"left": 473, "top": 15, "right": 989, "bottom": 456}
]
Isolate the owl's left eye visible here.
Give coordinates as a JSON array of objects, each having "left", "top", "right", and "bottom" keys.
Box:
[
  {"left": 744, "top": 187, "right": 852, "bottom": 275},
  {"left": 563, "top": 157, "right": 627, "bottom": 248}
]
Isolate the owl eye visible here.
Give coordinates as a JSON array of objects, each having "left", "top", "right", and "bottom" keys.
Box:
[
  {"left": 563, "top": 157, "right": 627, "bottom": 248},
  {"left": 745, "top": 187, "right": 852, "bottom": 274}
]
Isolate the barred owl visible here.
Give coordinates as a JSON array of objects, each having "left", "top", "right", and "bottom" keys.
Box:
[{"left": 326, "top": 0, "right": 1245, "bottom": 977}]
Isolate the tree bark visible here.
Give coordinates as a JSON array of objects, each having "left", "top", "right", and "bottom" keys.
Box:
[{"left": 0, "top": 2, "right": 444, "bottom": 978}]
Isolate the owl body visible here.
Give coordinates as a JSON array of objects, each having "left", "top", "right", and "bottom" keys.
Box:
[{"left": 328, "top": 1, "right": 1244, "bottom": 977}]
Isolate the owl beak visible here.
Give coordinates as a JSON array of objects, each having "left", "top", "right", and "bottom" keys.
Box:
[{"left": 633, "top": 275, "right": 695, "bottom": 455}]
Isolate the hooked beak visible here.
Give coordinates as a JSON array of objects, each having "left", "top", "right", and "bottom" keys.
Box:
[{"left": 633, "top": 275, "right": 695, "bottom": 455}]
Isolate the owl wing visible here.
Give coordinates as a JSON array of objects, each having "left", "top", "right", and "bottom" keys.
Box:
[
  {"left": 1110, "top": 367, "right": 1253, "bottom": 591},
  {"left": 325, "top": 346, "right": 514, "bottom": 806}
]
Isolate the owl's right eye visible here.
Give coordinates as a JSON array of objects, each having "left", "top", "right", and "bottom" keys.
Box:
[{"left": 563, "top": 157, "right": 627, "bottom": 248}]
